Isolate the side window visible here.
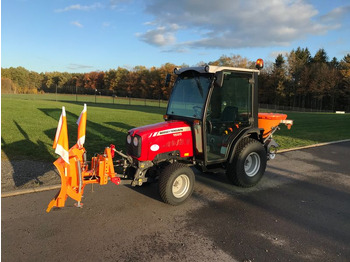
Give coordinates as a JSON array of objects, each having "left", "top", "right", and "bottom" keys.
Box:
[
  {"left": 206, "top": 72, "right": 253, "bottom": 162},
  {"left": 221, "top": 72, "right": 252, "bottom": 125},
  {"left": 207, "top": 72, "right": 252, "bottom": 126}
]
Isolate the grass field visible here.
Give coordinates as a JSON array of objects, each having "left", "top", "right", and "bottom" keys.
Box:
[
  {"left": 1, "top": 93, "right": 168, "bottom": 107},
  {"left": 1, "top": 94, "right": 165, "bottom": 162},
  {"left": 2, "top": 94, "right": 350, "bottom": 162}
]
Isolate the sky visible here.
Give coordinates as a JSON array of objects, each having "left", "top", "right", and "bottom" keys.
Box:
[{"left": 1, "top": 0, "right": 350, "bottom": 73}]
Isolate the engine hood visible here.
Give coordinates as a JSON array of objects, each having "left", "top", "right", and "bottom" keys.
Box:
[
  {"left": 128, "top": 120, "right": 191, "bottom": 138},
  {"left": 127, "top": 120, "right": 193, "bottom": 161}
]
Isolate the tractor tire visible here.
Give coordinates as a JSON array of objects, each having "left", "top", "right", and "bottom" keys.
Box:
[
  {"left": 226, "top": 137, "right": 267, "bottom": 187},
  {"left": 159, "top": 163, "right": 195, "bottom": 205}
]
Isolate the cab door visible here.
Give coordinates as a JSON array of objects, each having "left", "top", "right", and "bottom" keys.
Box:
[{"left": 204, "top": 71, "right": 254, "bottom": 163}]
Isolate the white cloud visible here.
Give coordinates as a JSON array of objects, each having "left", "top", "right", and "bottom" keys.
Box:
[
  {"left": 320, "top": 5, "right": 350, "bottom": 22},
  {"left": 67, "top": 63, "right": 94, "bottom": 70},
  {"left": 137, "top": 0, "right": 343, "bottom": 50},
  {"left": 161, "top": 47, "right": 189, "bottom": 53},
  {"left": 144, "top": 21, "right": 157, "bottom": 26},
  {"left": 110, "top": 0, "right": 133, "bottom": 10},
  {"left": 55, "top": 3, "right": 103, "bottom": 13},
  {"left": 71, "top": 21, "right": 83, "bottom": 28},
  {"left": 136, "top": 26, "right": 177, "bottom": 47}
]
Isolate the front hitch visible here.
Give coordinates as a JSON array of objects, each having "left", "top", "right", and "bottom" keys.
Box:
[{"left": 46, "top": 146, "right": 120, "bottom": 212}]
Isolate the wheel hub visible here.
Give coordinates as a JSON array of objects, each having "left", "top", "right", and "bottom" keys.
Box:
[
  {"left": 172, "top": 174, "right": 190, "bottom": 198},
  {"left": 244, "top": 152, "right": 261, "bottom": 177}
]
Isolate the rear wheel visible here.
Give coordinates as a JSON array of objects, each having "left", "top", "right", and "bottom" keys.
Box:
[
  {"left": 226, "top": 138, "right": 267, "bottom": 187},
  {"left": 159, "top": 163, "right": 195, "bottom": 205}
]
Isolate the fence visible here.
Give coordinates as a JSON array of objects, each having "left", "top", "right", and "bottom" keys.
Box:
[
  {"left": 258, "top": 103, "right": 338, "bottom": 113},
  {"left": 4, "top": 92, "right": 347, "bottom": 113},
  {"left": 5, "top": 93, "right": 168, "bottom": 108}
]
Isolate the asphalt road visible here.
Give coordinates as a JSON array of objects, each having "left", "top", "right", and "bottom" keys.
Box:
[{"left": 2, "top": 142, "right": 350, "bottom": 262}]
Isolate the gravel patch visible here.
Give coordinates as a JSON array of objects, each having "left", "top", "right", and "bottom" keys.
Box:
[{"left": 1, "top": 159, "right": 60, "bottom": 193}]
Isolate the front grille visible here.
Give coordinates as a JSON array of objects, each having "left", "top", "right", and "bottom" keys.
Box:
[{"left": 126, "top": 135, "right": 141, "bottom": 158}]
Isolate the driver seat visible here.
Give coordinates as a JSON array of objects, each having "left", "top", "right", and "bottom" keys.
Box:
[{"left": 221, "top": 106, "right": 238, "bottom": 122}]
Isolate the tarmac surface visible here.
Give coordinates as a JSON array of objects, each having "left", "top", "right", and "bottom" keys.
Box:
[{"left": 2, "top": 141, "right": 350, "bottom": 262}]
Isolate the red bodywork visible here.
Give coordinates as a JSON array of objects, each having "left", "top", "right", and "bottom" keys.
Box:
[{"left": 128, "top": 120, "right": 193, "bottom": 161}]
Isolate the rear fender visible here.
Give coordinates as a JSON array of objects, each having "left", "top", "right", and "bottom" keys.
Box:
[{"left": 227, "top": 128, "right": 264, "bottom": 164}]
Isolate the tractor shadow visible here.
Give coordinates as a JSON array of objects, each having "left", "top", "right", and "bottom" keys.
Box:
[
  {"left": 1, "top": 121, "right": 57, "bottom": 188},
  {"left": 1, "top": 107, "right": 137, "bottom": 190},
  {"left": 126, "top": 183, "right": 164, "bottom": 203},
  {"left": 39, "top": 108, "right": 134, "bottom": 157},
  {"left": 1, "top": 100, "right": 163, "bottom": 191}
]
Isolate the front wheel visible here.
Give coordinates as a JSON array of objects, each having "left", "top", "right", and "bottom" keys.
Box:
[
  {"left": 159, "top": 163, "right": 195, "bottom": 205},
  {"left": 226, "top": 138, "right": 267, "bottom": 187}
]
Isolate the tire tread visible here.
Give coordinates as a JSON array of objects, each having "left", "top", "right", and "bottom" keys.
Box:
[
  {"left": 227, "top": 137, "right": 266, "bottom": 187},
  {"left": 159, "top": 163, "right": 194, "bottom": 205}
]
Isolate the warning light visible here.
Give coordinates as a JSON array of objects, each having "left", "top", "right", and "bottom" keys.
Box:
[{"left": 256, "top": 58, "right": 264, "bottom": 70}]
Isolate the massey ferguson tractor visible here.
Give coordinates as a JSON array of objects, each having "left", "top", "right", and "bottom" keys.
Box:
[{"left": 47, "top": 59, "right": 292, "bottom": 212}]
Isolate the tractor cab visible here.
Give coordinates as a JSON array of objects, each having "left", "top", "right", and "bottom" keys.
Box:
[{"left": 165, "top": 65, "right": 261, "bottom": 168}]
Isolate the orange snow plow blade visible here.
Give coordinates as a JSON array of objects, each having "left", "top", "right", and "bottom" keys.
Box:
[
  {"left": 46, "top": 145, "right": 120, "bottom": 213},
  {"left": 258, "top": 113, "right": 293, "bottom": 138}
]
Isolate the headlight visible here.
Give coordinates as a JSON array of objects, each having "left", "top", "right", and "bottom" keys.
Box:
[
  {"left": 127, "top": 135, "right": 132, "bottom": 144},
  {"left": 133, "top": 136, "right": 139, "bottom": 147}
]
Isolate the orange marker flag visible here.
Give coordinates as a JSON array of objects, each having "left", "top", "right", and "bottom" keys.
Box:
[
  {"left": 53, "top": 106, "right": 69, "bottom": 164},
  {"left": 77, "top": 103, "right": 87, "bottom": 148}
]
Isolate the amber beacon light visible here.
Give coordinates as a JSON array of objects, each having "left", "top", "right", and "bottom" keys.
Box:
[{"left": 256, "top": 58, "right": 264, "bottom": 69}]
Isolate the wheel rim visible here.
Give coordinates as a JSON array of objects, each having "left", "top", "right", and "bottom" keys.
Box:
[
  {"left": 172, "top": 174, "right": 190, "bottom": 198},
  {"left": 244, "top": 152, "right": 261, "bottom": 177}
]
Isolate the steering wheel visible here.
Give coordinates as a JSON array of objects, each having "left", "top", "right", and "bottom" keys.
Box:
[{"left": 206, "top": 120, "right": 213, "bottom": 134}]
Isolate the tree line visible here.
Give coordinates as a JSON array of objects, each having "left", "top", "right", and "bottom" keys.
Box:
[
  {"left": 258, "top": 48, "right": 350, "bottom": 111},
  {"left": 1, "top": 63, "right": 178, "bottom": 100},
  {"left": 2, "top": 47, "right": 350, "bottom": 111}
]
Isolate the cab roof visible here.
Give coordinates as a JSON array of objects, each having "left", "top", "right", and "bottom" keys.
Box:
[{"left": 174, "top": 65, "right": 260, "bottom": 75}]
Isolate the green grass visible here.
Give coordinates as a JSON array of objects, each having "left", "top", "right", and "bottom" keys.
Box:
[
  {"left": 2, "top": 94, "right": 350, "bottom": 162},
  {"left": 273, "top": 111, "right": 350, "bottom": 149},
  {"left": 1, "top": 95, "right": 165, "bottom": 161},
  {"left": 1, "top": 93, "right": 168, "bottom": 107}
]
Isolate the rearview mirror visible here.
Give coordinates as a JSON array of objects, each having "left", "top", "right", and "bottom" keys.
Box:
[
  {"left": 215, "top": 72, "right": 224, "bottom": 87},
  {"left": 165, "top": 73, "right": 171, "bottom": 87}
]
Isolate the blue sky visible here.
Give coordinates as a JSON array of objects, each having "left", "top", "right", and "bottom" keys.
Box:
[{"left": 2, "top": 0, "right": 350, "bottom": 73}]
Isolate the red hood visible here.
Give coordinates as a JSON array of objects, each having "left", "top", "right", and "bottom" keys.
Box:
[
  {"left": 129, "top": 120, "right": 191, "bottom": 137},
  {"left": 127, "top": 120, "right": 194, "bottom": 161}
]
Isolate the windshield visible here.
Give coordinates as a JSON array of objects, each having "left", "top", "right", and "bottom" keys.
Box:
[{"left": 167, "top": 73, "right": 212, "bottom": 118}]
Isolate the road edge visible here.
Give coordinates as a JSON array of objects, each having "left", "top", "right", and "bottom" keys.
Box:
[
  {"left": 2, "top": 138, "right": 350, "bottom": 198},
  {"left": 279, "top": 138, "right": 350, "bottom": 153},
  {"left": 2, "top": 185, "right": 61, "bottom": 198}
]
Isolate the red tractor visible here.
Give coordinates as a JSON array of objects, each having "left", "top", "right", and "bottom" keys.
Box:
[
  {"left": 47, "top": 60, "right": 292, "bottom": 212},
  {"left": 119, "top": 61, "right": 292, "bottom": 205}
]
